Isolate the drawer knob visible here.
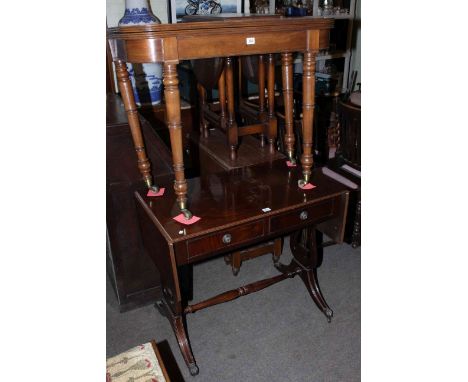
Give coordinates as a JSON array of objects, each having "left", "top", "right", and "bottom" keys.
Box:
[
  {"left": 222, "top": 233, "right": 232, "bottom": 244},
  {"left": 300, "top": 211, "right": 308, "bottom": 220}
]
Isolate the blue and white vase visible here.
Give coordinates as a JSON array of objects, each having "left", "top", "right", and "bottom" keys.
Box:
[{"left": 119, "top": 0, "right": 163, "bottom": 106}]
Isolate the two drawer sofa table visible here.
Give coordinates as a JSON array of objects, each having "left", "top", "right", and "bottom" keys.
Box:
[{"left": 135, "top": 161, "right": 349, "bottom": 375}]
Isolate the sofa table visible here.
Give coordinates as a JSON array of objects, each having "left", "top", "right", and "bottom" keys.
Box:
[
  {"left": 108, "top": 16, "right": 334, "bottom": 220},
  {"left": 135, "top": 160, "right": 348, "bottom": 375}
]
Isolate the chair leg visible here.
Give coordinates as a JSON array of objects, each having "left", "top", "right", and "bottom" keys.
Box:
[{"left": 225, "top": 56, "right": 238, "bottom": 160}]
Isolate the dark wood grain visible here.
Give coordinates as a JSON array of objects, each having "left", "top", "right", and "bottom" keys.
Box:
[
  {"left": 281, "top": 52, "right": 295, "bottom": 162},
  {"left": 150, "top": 341, "right": 171, "bottom": 382},
  {"left": 184, "top": 268, "right": 301, "bottom": 314},
  {"left": 135, "top": 160, "right": 348, "bottom": 245},
  {"left": 106, "top": 94, "right": 173, "bottom": 312},
  {"left": 135, "top": 163, "right": 348, "bottom": 373},
  {"left": 226, "top": 237, "right": 283, "bottom": 276},
  {"left": 195, "top": 129, "right": 285, "bottom": 175},
  {"left": 325, "top": 100, "right": 361, "bottom": 247},
  {"left": 267, "top": 53, "right": 277, "bottom": 153},
  {"left": 108, "top": 17, "right": 333, "bottom": 63},
  {"left": 336, "top": 100, "right": 361, "bottom": 169}
]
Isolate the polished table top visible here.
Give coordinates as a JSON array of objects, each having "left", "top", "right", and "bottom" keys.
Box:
[{"left": 135, "top": 160, "right": 348, "bottom": 244}]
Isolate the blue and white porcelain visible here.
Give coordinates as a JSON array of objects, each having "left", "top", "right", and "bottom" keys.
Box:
[
  {"left": 119, "top": 0, "right": 162, "bottom": 106},
  {"left": 126, "top": 63, "right": 141, "bottom": 105}
]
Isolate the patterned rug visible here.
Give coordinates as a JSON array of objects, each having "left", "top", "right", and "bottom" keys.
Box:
[{"left": 106, "top": 341, "right": 167, "bottom": 382}]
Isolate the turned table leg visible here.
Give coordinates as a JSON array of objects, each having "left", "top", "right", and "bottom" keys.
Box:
[
  {"left": 267, "top": 53, "right": 277, "bottom": 153},
  {"left": 114, "top": 60, "right": 159, "bottom": 192},
  {"left": 258, "top": 54, "right": 266, "bottom": 147},
  {"left": 197, "top": 83, "right": 209, "bottom": 138},
  {"left": 225, "top": 56, "right": 238, "bottom": 160},
  {"left": 163, "top": 62, "right": 192, "bottom": 219},
  {"left": 299, "top": 50, "right": 317, "bottom": 187},
  {"left": 281, "top": 52, "right": 295, "bottom": 164},
  {"left": 218, "top": 66, "right": 227, "bottom": 131}
]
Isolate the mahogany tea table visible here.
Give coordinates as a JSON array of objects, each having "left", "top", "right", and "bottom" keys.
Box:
[
  {"left": 108, "top": 16, "right": 334, "bottom": 220},
  {"left": 135, "top": 160, "right": 349, "bottom": 375}
]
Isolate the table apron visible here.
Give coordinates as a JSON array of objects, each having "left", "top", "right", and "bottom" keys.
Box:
[
  {"left": 109, "top": 29, "right": 330, "bottom": 63},
  {"left": 177, "top": 31, "right": 307, "bottom": 60},
  {"left": 173, "top": 197, "right": 341, "bottom": 265}
]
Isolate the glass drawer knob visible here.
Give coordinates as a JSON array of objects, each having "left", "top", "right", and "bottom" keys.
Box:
[
  {"left": 222, "top": 233, "right": 232, "bottom": 244},
  {"left": 300, "top": 211, "right": 308, "bottom": 220}
]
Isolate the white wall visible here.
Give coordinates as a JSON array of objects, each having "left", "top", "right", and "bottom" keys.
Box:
[{"left": 106, "top": 0, "right": 169, "bottom": 27}]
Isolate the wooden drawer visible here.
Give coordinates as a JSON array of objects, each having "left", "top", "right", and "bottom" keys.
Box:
[
  {"left": 186, "top": 221, "right": 265, "bottom": 261},
  {"left": 269, "top": 199, "right": 334, "bottom": 233}
]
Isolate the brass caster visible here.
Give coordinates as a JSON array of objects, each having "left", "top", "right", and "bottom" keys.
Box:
[
  {"left": 325, "top": 308, "right": 333, "bottom": 323},
  {"left": 188, "top": 363, "right": 199, "bottom": 376},
  {"left": 150, "top": 185, "right": 160, "bottom": 193},
  {"left": 298, "top": 179, "right": 307, "bottom": 188},
  {"left": 232, "top": 267, "right": 239, "bottom": 276},
  {"left": 181, "top": 208, "right": 193, "bottom": 220}
]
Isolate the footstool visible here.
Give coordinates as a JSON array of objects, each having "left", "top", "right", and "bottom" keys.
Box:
[{"left": 106, "top": 341, "right": 170, "bottom": 382}]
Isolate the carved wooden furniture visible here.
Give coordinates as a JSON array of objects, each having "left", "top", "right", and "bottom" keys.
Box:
[
  {"left": 135, "top": 160, "right": 349, "bottom": 375},
  {"left": 335, "top": 99, "right": 361, "bottom": 169},
  {"left": 106, "top": 94, "right": 173, "bottom": 312},
  {"left": 107, "top": 16, "right": 334, "bottom": 220},
  {"left": 325, "top": 99, "right": 361, "bottom": 247}
]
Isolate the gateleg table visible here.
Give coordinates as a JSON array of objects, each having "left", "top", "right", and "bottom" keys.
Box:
[{"left": 107, "top": 16, "right": 334, "bottom": 219}]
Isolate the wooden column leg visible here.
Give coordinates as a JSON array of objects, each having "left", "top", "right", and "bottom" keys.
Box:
[
  {"left": 225, "top": 57, "right": 238, "bottom": 160},
  {"left": 299, "top": 50, "right": 317, "bottom": 187},
  {"left": 258, "top": 54, "right": 266, "bottom": 147},
  {"left": 115, "top": 60, "right": 158, "bottom": 192},
  {"left": 155, "top": 300, "right": 199, "bottom": 376},
  {"left": 218, "top": 67, "right": 227, "bottom": 131},
  {"left": 163, "top": 62, "right": 192, "bottom": 219},
  {"left": 275, "top": 228, "right": 333, "bottom": 322},
  {"left": 267, "top": 53, "right": 277, "bottom": 153},
  {"left": 281, "top": 52, "right": 295, "bottom": 164},
  {"left": 197, "top": 83, "right": 209, "bottom": 138}
]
